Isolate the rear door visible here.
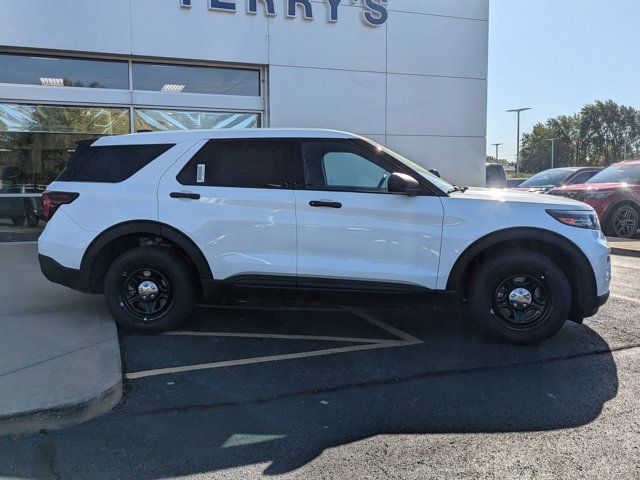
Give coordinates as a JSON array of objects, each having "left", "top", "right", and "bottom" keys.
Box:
[
  {"left": 292, "top": 139, "right": 444, "bottom": 290},
  {"left": 157, "top": 139, "right": 297, "bottom": 281}
]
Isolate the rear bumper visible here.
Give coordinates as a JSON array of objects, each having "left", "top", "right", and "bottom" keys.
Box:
[{"left": 38, "top": 254, "right": 92, "bottom": 293}]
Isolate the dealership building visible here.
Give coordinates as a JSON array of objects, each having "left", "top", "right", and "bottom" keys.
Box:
[{"left": 0, "top": 0, "right": 488, "bottom": 242}]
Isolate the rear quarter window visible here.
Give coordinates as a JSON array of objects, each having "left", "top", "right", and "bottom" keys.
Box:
[{"left": 56, "top": 143, "right": 174, "bottom": 183}]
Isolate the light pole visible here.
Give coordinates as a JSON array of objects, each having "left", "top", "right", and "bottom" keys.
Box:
[
  {"left": 548, "top": 138, "right": 559, "bottom": 169},
  {"left": 491, "top": 143, "right": 503, "bottom": 163},
  {"left": 507, "top": 107, "right": 532, "bottom": 175}
]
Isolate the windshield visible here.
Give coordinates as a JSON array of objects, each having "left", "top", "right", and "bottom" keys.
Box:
[
  {"left": 364, "top": 140, "right": 456, "bottom": 193},
  {"left": 520, "top": 169, "right": 573, "bottom": 187},
  {"left": 588, "top": 163, "right": 640, "bottom": 184}
]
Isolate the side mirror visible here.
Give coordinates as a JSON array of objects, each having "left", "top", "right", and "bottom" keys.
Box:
[
  {"left": 428, "top": 169, "right": 441, "bottom": 178},
  {"left": 387, "top": 172, "right": 422, "bottom": 196}
]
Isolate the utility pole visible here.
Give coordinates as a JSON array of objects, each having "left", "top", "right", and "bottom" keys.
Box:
[
  {"left": 491, "top": 143, "right": 503, "bottom": 163},
  {"left": 507, "top": 108, "right": 532, "bottom": 175},
  {"left": 624, "top": 130, "right": 629, "bottom": 161},
  {"left": 548, "top": 138, "right": 559, "bottom": 169}
]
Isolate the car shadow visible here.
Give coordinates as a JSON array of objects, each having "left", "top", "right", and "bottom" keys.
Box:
[{"left": 0, "top": 297, "right": 619, "bottom": 479}]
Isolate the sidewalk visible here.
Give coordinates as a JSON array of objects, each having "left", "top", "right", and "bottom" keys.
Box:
[
  {"left": 608, "top": 237, "right": 640, "bottom": 258},
  {"left": 0, "top": 243, "right": 122, "bottom": 436}
]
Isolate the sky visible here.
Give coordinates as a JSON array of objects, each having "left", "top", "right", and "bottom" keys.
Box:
[{"left": 487, "top": 0, "right": 640, "bottom": 162}]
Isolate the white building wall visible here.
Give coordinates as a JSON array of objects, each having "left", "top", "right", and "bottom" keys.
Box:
[{"left": 0, "top": 0, "right": 488, "bottom": 185}]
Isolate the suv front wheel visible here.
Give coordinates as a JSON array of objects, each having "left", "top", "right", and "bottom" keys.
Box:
[
  {"left": 104, "top": 246, "right": 195, "bottom": 333},
  {"left": 468, "top": 251, "right": 571, "bottom": 344}
]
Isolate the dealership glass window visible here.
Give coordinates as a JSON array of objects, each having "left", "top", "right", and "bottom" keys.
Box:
[
  {"left": 0, "top": 53, "right": 129, "bottom": 89},
  {"left": 135, "top": 109, "right": 260, "bottom": 131},
  {"left": 0, "top": 104, "right": 130, "bottom": 242},
  {"left": 132, "top": 63, "right": 260, "bottom": 96}
]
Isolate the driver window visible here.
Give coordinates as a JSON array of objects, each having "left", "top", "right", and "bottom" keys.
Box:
[
  {"left": 323, "top": 152, "right": 389, "bottom": 191},
  {"left": 301, "top": 141, "right": 391, "bottom": 193}
]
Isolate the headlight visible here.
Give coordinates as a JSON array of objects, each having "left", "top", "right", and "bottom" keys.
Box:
[
  {"left": 584, "top": 190, "right": 615, "bottom": 199},
  {"left": 547, "top": 209, "right": 600, "bottom": 230}
]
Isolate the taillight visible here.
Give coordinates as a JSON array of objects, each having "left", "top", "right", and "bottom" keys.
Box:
[{"left": 42, "top": 191, "right": 79, "bottom": 220}]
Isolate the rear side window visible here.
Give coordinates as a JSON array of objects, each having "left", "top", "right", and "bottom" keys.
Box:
[
  {"left": 56, "top": 142, "right": 174, "bottom": 183},
  {"left": 177, "top": 140, "right": 287, "bottom": 188},
  {"left": 568, "top": 171, "right": 597, "bottom": 185},
  {"left": 486, "top": 165, "right": 506, "bottom": 186}
]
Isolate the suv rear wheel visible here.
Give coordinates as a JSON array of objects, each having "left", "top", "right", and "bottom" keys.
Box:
[
  {"left": 608, "top": 203, "right": 639, "bottom": 239},
  {"left": 468, "top": 251, "right": 571, "bottom": 344},
  {"left": 104, "top": 246, "right": 195, "bottom": 333}
]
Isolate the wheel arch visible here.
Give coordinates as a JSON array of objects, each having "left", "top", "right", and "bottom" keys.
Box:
[
  {"left": 445, "top": 227, "right": 597, "bottom": 320},
  {"left": 81, "top": 220, "right": 212, "bottom": 293}
]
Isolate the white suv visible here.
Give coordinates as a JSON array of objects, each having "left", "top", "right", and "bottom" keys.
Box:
[{"left": 38, "top": 129, "right": 611, "bottom": 344}]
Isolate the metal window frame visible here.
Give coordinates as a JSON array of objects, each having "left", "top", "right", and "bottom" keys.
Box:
[
  {"left": 0, "top": 49, "right": 267, "bottom": 200},
  {"left": 0, "top": 48, "right": 267, "bottom": 133}
]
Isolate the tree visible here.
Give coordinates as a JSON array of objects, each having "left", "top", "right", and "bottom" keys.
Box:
[
  {"left": 580, "top": 100, "right": 640, "bottom": 166},
  {"left": 520, "top": 120, "right": 578, "bottom": 173},
  {"left": 518, "top": 100, "right": 640, "bottom": 174}
]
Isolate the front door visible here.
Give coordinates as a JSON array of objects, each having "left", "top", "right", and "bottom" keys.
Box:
[
  {"left": 293, "top": 140, "right": 444, "bottom": 290},
  {"left": 158, "top": 139, "right": 297, "bottom": 281}
]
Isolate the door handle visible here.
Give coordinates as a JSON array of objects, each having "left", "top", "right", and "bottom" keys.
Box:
[
  {"left": 170, "top": 192, "right": 201, "bottom": 200},
  {"left": 309, "top": 200, "right": 342, "bottom": 209}
]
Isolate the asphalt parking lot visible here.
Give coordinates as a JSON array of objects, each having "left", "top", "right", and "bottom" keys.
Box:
[{"left": 1, "top": 255, "right": 640, "bottom": 479}]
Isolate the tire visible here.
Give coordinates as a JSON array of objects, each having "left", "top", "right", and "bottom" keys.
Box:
[
  {"left": 11, "top": 216, "right": 25, "bottom": 227},
  {"left": 607, "top": 203, "right": 639, "bottom": 239},
  {"left": 104, "top": 246, "right": 196, "bottom": 334},
  {"left": 25, "top": 208, "right": 39, "bottom": 227},
  {"left": 468, "top": 251, "right": 571, "bottom": 345}
]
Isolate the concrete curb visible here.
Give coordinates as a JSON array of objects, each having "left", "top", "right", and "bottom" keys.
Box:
[
  {"left": 0, "top": 381, "right": 122, "bottom": 436},
  {"left": 611, "top": 247, "right": 640, "bottom": 259}
]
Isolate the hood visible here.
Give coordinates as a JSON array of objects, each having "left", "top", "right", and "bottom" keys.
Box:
[
  {"left": 550, "top": 182, "right": 626, "bottom": 193},
  {"left": 451, "top": 187, "right": 590, "bottom": 208}
]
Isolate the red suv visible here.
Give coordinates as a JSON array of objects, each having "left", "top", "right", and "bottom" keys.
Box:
[{"left": 548, "top": 160, "right": 640, "bottom": 238}]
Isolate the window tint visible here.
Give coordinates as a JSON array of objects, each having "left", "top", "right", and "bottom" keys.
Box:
[
  {"left": 486, "top": 165, "right": 506, "bottom": 186},
  {"left": 301, "top": 141, "right": 391, "bottom": 192},
  {"left": 56, "top": 143, "right": 173, "bottom": 183},
  {"left": 178, "top": 140, "right": 287, "bottom": 188}
]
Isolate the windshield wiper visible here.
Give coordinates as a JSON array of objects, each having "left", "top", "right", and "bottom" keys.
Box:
[{"left": 447, "top": 185, "right": 468, "bottom": 194}]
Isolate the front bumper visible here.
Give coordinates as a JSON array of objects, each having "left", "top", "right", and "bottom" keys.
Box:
[
  {"left": 38, "top": 254, "right": 93, "bottom": 293},
  {"left": 583, "top": 291, "right": 610, "bottom": 317}
]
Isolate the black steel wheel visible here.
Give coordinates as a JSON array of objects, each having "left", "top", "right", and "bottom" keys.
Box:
[
  {"left": 120, "top": 268, "right": 173, "bottom": 322},
  {"left": 469, "top": 251, "right": 571, "bottom": 344},
  {"left": 105, "top": 246, "right": 195, "bottom": 333},
  {"left": 492, "top": 274, "right": 552, "bottom": 331}
]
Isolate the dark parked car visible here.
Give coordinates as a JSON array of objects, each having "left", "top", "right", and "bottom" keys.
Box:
[
  {"left": 514, "top": 167, "right": 602, "bottom": 194},
  {"left": 486, "top": 163, "right": 508, "bottom": 188},
  {"left": 548, "top": 160, "right": 640, "bottom": 238},
  {"left": 0, "top": 167, "right": 44, "bottom": 227}
]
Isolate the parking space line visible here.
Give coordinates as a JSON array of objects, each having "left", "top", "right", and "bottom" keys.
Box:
[
  {"left": 345, "top": 307, "right": 424, "bottom": 345},
  {"left": 126, "top": 307, "right": 424, "bottom": 380},
  {"left": 125, "top": 341, "right": 409, "bottom": 380},
  {"left": 164, "top": 331, "right": 395, "bottom": 344}
]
